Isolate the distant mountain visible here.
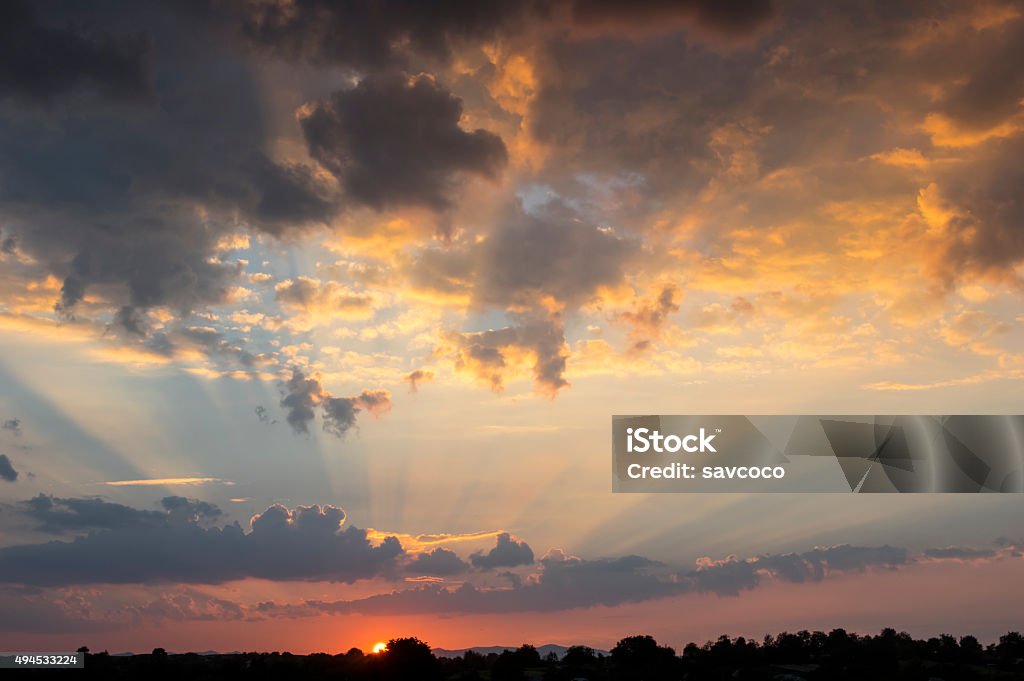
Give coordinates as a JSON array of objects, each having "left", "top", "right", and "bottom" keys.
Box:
[{"left": 432, "top": 644, "right": 608, "bottom": 660}]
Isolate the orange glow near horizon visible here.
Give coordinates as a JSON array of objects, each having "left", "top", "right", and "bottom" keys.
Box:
[{"left": 372, "top": 642, "right": 387, "bottom": 654}]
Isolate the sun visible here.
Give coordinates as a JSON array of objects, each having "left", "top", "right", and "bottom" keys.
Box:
[{"left": 372, "top": 642, "right": 387, "bottom": 654}]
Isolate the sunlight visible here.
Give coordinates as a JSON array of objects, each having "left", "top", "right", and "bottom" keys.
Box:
[{"left": 372, "top": 642, "right": 387, "bottom": 654}]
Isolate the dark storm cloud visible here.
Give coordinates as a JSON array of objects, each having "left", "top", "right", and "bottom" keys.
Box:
[
  {"left": 300, "top": 73, "right": 507, "bottom": 211},
  {"left": 0, "top": 499, "right": 403, "bottom": 585},
  {"left": 279, "top": 370, "right": 392, "bottom": 437},
  {"left": 0, "top": 0, "right": 149, "bottom": 102},
  {"left": 0, "top": 454, "right": 18, "bottom": 482},
  {"left": 405, "top": 547, "right": 470, "bottom": 576},
  {"left": 204, "top": 0, "right": 541, "bottom": 70},
  {"left": 470, "top": 532, "right": 534, "bottom": 569}
]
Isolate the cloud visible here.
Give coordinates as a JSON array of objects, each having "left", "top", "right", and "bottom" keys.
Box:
[
  {"left": 478, "top": 201, "right": 638, "bottom": 310},
  {"left": 442, "top": 313, "right": 571, "bottom": 395},
  {"left": 0, "top": 0, "right": 149, "bottom": 102},
  {"left": 924, "top": 546, "right": 999, "bottom": 561},
  {"left": 279, "top": 369, "right": 392, "bottom": 437},
  {"left": 568, "top": 0, "right": 775, "bottom": 40},
  {"left": 19, "top": 494, "right": 221, "bottom": 534},
  {"left": 617, "top": 284, "right": 681, "bottom": 351},
  {"left": 404, "top": 369, "right": 434, "bottom": 392},
  {"left": 275, "top": 277, "right": 375, "bottom": 323},
  {"left": 919, "top": 137, "right": 1024, "bottom": 287},
  {"left": 99, "top": 478, "right": 233, "bottom": 487},
  {"left": 300, "top": 73, "right": 507, "bottom": 211},
  {"left": 0, "top": 498, "right": 403, "bottom": 586},
  {"left": 405, "top": 547, "right": 470, "bottom": 577},
  {"left": 0, "top": 454, "right": 18, "bottom": 482},
  {"left": 0, "top": 3, "right": 338, "bottom": 328},
  {"left": 265, "top": 542, "right": 919, "bottom": 618},
  {"left": 470, "top": 532, "right": 535, "bottom": 569},
  {"left": 1, "top": 418, "right": 20, "bottom": 435},
  {"left": 212, "top": 0, "right": 537, "bottom": 71}
]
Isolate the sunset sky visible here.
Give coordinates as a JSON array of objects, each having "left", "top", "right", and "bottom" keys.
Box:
[{"left": 2, "top": 0, "right": 1024, "bottom": 654}]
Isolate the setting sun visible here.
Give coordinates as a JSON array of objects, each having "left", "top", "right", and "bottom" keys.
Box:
[{"left": 372, "top": 642, "right": 387, "bottom": 654}]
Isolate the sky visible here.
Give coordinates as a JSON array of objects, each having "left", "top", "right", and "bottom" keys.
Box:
[{"left": 1, "top": 0, "right": 1024, "bottom": 654}]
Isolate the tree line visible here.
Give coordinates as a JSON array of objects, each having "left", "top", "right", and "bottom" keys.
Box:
[{"left": 61, "top": 628, "right": 1024, "bottom": 680}]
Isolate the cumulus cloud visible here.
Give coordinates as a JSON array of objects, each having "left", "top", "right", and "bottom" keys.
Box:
[
  {"left": 442, "top": 313, "right": 570, "bottom": 395},
  {"left": 300, "top": 73, "right": 507, "bottom": 211},
  {"left": 470, "top": 532, "right": 535, "bottom": 569},
  {"left": 0, "top": 498, "right": 403, "bottom": 586},
  {"left": 0, "top": 454, "right": 18, "bottom": 482},
  {"left": 405, "top": 547, "right": 470, "bottom": 577},
  {"left": 279, "top": 369, "right": 392, "bottom": 437},
  {"left": 275, "top": 277, "right": 375, "bottom": 322}
]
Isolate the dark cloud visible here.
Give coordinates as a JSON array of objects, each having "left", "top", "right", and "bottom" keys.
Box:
[
  {"left": 280, "top": 370, "right": 326, "bottom": 435},
  {"left": 933, "top": 21, "right": 1024, "bottom": 130},
  {"left": 0, "top": 454, "right": 18, "bottom": 482},
  {"left": 264, "top": 542, "right": 918, "bottom": 617},
  {"left": 19, "top": 494, "right": 221, "bottom": 534},
  {"left": 480, "top": 201, "right": 638, "bottom": 309},
  {"left": 205, "top": 0, "right": 540, "bottom": 70},
  {"left": 279, "top": 370, "right": 392, "bottom": 437},
  {"left": 300, "top": 73, "right": 507, "bottom": 211},
  {"left": 405, "top": 547, "right": 470, "bottom": 576},
  {"left": 445, "top": 313, "right": 570, "bottom": 395},
  {"left": 0, "top": 498, "right": 403, "bottom": 586},
  {"left": 925, "top": 138, "right": 1024, "bottom": 287},
  {"left": 254, "top": 405, "right": 274, "bottom": 424},
  {"left": 0, "top": 0, "right": 149, "bottom": 102},
  {"left": 156, "top": 325, "right": 265, "bottom": 367},
  {"left": 0, "top": 3, "right": 337, "bottom": 324},
  {"left": 568, "top": 0, "right": 775, "bottom": 39},
  {"left": 404, "top": 369, "right": 434, "bottom": 393},
  {"left": 470, "top": 532, "right": 534, "bottom": 569},
  {"left": 2, "top": 418, "right": 21, "bottom": 435}
]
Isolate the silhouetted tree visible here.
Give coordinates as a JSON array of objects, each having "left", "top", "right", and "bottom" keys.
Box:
[
  {"left": 380, "top": 637, "right": 441, "bottom": 681},
  {"left": 610, "top": 635, "right": 677, "bottom": 681}
]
